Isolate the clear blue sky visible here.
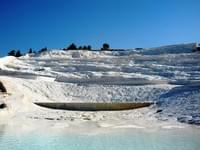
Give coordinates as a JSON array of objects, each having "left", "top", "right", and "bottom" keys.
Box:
[{"left": 0, "top": 0, "right": 199, "bottom": 56}]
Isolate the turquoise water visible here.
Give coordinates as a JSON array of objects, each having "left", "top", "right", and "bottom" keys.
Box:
[{"left": 0, "top": 124, "right": 200, "bottom": 150}]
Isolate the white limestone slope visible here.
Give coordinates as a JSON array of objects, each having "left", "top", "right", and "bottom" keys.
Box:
[{"left": 0, "top": 43, "right": 200, "bottom": 126}]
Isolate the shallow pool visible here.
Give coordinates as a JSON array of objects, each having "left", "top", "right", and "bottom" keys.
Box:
[{"left": 0, "top": 123, "right": 199, "bottom": 150}]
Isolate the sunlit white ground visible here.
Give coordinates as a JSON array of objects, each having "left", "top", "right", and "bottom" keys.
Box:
[{"left": 0, "top": 43, "right": 200, "bottom": 149}]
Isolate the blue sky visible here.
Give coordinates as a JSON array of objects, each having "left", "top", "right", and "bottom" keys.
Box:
[{"left": 0, "top": 0, "right": 199, "bottom": 56}]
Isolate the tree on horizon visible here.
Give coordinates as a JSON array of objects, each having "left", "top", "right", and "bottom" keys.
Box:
[
  {"left": 15, "top": 50, "right": 22, "bottom": 57},
  {"left": 38, "top": 47, "right": 48, "bottom": 53},
  {"left": 83, "top": 45, "right": 87, "bottom": 50},
  {"left": 87, "top": 45, "right": 92, "bottom": 50},
  {"left": 66, "top": 43, "right": 77, "bottom": 50},
  {"left": 8, "top": 50, "right": 22, "bottom": 57},
  {"left": 28, "top": 48, "right": 33, "bottom": 54},
  {"left": 8, "top": 50, "right": 16, "bottom": 56},
  {"left": 101, "top": 43, "right": 110, "bottom": 50},
  {"left": 78, "top": 46, "right": 83, "bottom": 50}
]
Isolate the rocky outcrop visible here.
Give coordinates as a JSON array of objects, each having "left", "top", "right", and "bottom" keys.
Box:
[
  {"left": 0, "top": 81, "right": 7, "bottom": 93},
  {"left": 0, "top": 103, "right": 6, "bottom": 109}
]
